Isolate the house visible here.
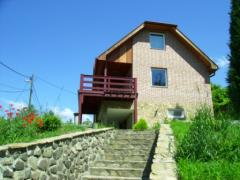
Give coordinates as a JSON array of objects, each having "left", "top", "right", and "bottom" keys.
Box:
[{"left": 77, "top": 21, "right": 218, "bottom": 128}]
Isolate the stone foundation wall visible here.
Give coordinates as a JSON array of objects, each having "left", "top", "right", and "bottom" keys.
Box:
[
  {"left": 0, "top": 128, "right": 115, "bottom": 180},
  {"left": 138, "top": 101, "right": 207, "bottom": 126}
]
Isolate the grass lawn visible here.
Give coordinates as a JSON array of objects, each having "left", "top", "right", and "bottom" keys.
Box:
[
  {"left": 0, "top": 123, "right": 85, "bottom": 145},
  {"left": 171, "top": 120, "right": 240, "bottom": 180}
]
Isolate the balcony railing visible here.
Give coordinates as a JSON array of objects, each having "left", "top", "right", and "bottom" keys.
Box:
[{"left": 79, "top": 74, "right": 137, "bottom": 95}]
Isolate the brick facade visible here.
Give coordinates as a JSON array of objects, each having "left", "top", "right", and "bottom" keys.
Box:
[{"left": 132, "top": 30, "right": 212, "bottom": 125}]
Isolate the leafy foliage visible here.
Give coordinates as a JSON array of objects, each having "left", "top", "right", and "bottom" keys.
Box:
[
  {"left": 82, "top": 118, "right": 93, "bottom": 128},
  {"left": 227, "top": 0, "right": 240, "bottom": 114},
  {"left": 0, "top": 118, "right": 33, "bottom": 145},
  {"left": 42, "top": 111, "right": 62, "bottom": 131},
  {"left": 211, "top": 84, "right": 230, "bottom": 114},
  {"left": 133, "top": 118, "right": 148, "bottom": 130},
  {"left": 171, "top": 118, "right": 240, "bottom": 179},
  {"left": 176, "top": 107, "right": 240, "bottom": 162},
  {"left": 152, "top": 122, "right": 160, "bottom": 131}
]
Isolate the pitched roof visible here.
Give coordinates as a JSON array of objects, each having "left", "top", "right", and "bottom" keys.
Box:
[{"left": 97, "top": 21, "right": 218, "bottom": 74}]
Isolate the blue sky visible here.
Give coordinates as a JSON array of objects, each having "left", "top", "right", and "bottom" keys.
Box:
[{"left": 0, "top": 0, "right": 230, "bottom": 120}]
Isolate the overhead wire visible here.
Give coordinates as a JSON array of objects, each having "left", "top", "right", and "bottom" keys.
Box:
[
  {"left": 32, "top": 83, "right": 42, "bottom": 111},
  {"left": 36, "top": 76, "right": 77, "bottom": 96},
  {"left": 0, "top": 89, "right": 28, "bottom": 93},
  {"left": 0, "top": 61, "right": 77, "bottom": 111},
  {"left": 0, "top": 61, "right": 29, "bottom": 78}
]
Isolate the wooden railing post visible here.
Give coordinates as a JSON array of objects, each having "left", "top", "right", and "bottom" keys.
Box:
[{"left": 80, "top": 74, "right": 84, "bottom": 91}]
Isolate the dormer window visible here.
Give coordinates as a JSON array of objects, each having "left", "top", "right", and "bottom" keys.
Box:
[{"left": 149, "top": 33, "right": 165, "bottom": 50}]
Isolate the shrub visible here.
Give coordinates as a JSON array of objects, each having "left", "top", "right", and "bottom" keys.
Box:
[
  {"left": 176, "top": 106, "right": 240, "bottom": 162},
  {"left": 82, "top": 119, "right": 93, "bottom": 128},
  {"left": 133, "top": 118, "right": 148, "bottom": 131},
  {"left": 0, "top": 116, "right": 38, "bottom": 145},
  {"left": 152, "top": 122, "right": 160, "bottom": 131},
  {"left": 42, "top": 112, "right": 62, "bottom": 131}
]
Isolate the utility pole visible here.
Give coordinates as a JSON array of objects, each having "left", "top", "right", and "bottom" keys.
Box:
[{"left": 28, "top": 74, "right": 34, "bottom": 109}]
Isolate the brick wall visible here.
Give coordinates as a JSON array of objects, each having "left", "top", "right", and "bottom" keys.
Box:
[{"left": 132, "top": 30, "right": 212, "bottom": 125}]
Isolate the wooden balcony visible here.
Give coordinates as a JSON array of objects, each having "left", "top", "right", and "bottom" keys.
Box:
[
  {"left": 78, "top": 74, "right": 138, "bottom": 124},
  {"left": 79, "top": 74, "right": 137, "bottom": 99}
]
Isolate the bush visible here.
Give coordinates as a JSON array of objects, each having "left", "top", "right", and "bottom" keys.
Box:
[
  {"left": 42, "top": 112, "right": 62, "bottom": 131},
  {"left": 133, "top": 118, "right": 148, "bottom": 131},
  {"left": 82, "top": 119, "right": 93, "bottom": 128},
  {"left": 176, "top": 106, "right": 240, "bottom": 162},
  {"left": 152, "top": 122, "right": 160, "bottom": 131},
  {"left": 0, "top": 117, "right": 38, "bottom": 145}
]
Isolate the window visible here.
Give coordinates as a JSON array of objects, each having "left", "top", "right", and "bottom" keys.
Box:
[
  {"left": 151, "top": 68, "right": 167, "bottom": 86},
  {"left": 167, "top": 109, "right": 185, "bottom": 119},
  {"left": 149, "top": 33, "right": 165, "bottom": 49}
]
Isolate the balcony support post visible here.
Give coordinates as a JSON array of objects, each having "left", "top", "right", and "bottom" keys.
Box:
[
  {"left": 78, "top": 74, "right": 84, "bottom": 124},
  {"left": 78, "top": 94, "right": 83, "bottom": 124},
  {"left": 133, "top": 78, "right": 138, "bottom": 124},
  {"left": 104, "top": 62, "right": 107, "bottom": 92}
]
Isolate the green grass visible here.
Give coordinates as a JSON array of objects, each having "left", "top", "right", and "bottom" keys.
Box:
[
  {"left": 178, "top": 159, "right": 240, "bottom": 180},
  {"left": 170, "top": 120, "right": 190, "bottom": 144},
  {"left": 170, "top": 120, "right": 240, "bottom": 180},
  {"left": 0, "top": 123, "right": 85, "bottom": 145}
]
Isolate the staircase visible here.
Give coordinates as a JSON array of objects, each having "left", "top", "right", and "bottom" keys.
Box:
[{"left": 82, "top": 130, "right": 157, "bottom": 180}]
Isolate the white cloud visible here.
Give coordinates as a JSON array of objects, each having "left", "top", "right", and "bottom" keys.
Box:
[
  {"left": 215, "top": 57, "right": 229, "bottom": 68},
  {"left": 50, "top": 106, "right": 74, "bottom": 122},
  {"left": 5, "top": 100, "right": 27, "bottom": 110},
  {"left": 82, "top": 114, "right": 94, "bottom": 122}
]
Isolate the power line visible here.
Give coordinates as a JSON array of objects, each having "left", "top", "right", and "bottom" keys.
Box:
[
  {"left": 0, "top": 82, "right": 26, "bottom": 90},
  {"left": 33, "top": 83, "right": 41, "bottom": 110},
  {"left": 0, "top": 89, "right": 28, "bottom": 93},
  {"left": 0, "top": 61, "right": 77, "bottom": 99},
  {"left": 0, "top": 61, "right": 29, "bottom": 78},
  {"left": 15, "top": 83, "right": 28, "bottom": 102},
  {"left": 54, "top": 86, "right": 64, "bottom": 107},
  {"left": 36, "top": 76, "right": 77, "bottom": 96}
]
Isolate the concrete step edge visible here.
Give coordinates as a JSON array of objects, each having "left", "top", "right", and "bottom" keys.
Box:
[
  {"left": 89, "top": 167, "right": 144, "bottom": 171},
  {"left": 94, "top": 160, "right": 147, "bottom": 163},
  {"left": 104, "top": 148, "right": 151, "bottom": 152},
  {"left": 103, "top": 153, "right": 149, "bottom": 156},
  {"left": 82, "top": 175, "right": 142, "bottom": 180}
]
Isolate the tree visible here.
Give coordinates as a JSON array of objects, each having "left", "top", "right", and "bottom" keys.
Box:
[
  {"left": 211, "top": 84, "right": 230, "bottom": 114},
  {"left": 227, "top": 0, "right": 240, "bottom": 113}
]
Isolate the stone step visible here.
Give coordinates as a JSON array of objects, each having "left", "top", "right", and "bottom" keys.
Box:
[
  {"left": 103, "top": 153, "right": 149, "bottom": 161},
  {"left": 113, "top": 138, "right": 155, "bottom": 144},
  {"left": 116, "top": 134, "right": 156, "bottom": 139},
  {"left": 93, "top": 160, "right": 147, "bottom": 169},
  {"left": 108, "top": 143, "right": 153, "bottom": 149},
  {"left": 116, "top": 130, "right": 156, "bottom": 132},
  {"left": 115, "top": 136, "right": 156, "bottom": 140},
  {"left": 89, "top": 167, "right": 144, "bottom": 177},
  {"left": 82, "top": 175, "right": 142, "bottom": 180},
  {"left": 116, "top": 130, "right": 156, "bottom": 135},
  {"left": 104, "top": 148, "right": 151, "bottom": 155},
  {"left": 109, "top": 141, "right": 154, "bottom": 146}
]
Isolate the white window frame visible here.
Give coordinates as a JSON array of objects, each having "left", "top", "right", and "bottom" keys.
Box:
[
  {"left": 167, "top": 109, "right": 185, "bottom": 119},
  {"left": 149, "top": 32, "right": 166, "bottom": 50}
]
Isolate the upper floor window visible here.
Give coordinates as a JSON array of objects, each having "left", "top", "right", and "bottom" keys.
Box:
[
  {"left": 149, "top": 33, "right": 165, "bottom": 50},
  {"left": 151, "top": 68, "right": 167, "bottom": 87}
]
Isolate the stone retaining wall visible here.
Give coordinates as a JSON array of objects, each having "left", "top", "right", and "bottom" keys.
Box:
[{"left": 0, "top": 128, "right": 115, "bottom": 180}]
